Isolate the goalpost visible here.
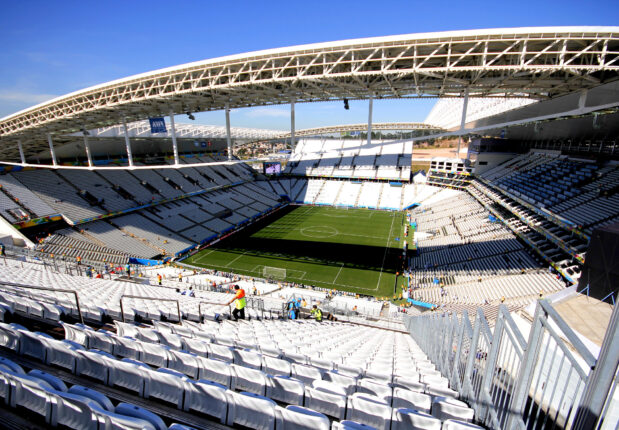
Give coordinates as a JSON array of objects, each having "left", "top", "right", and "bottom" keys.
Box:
[{"left": 263, "top": 266, "right": 287, "bottom": 280}]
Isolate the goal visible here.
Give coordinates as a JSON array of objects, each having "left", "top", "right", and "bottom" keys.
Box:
[{"left": 263, "top": 266, "right": 287, "bottom": 280}]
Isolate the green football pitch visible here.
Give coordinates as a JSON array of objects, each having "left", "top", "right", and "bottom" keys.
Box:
[{"left": 183, "top": 205, "right": 408, "bottom": 297}]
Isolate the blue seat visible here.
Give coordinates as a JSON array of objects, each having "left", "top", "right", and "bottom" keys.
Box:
[
  {"left": 0, "top": 357, "right": 24, "bottom": 374},
  {"left": 68, "top": 385, "right": 115, "bottom": 411},
  {"left": 28, "top": 370, "right": 67, "bottom": 392}
]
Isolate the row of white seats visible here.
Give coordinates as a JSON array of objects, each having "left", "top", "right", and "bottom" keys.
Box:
[
  {"left": 0, "top": 323, "right": 482, "bottom": 429},
  {"left": 0, "top": 357, "right": 191, "bottom": 430}
]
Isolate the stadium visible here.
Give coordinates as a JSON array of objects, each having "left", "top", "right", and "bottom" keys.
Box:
[{"left": 0, "top": 26, "right": 617, "bottom": 430}]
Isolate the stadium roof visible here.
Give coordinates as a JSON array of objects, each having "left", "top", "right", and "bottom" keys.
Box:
[
  {"left": 425, "top": 97, "right": 537, "bottom": 129},
  {"left": 278, "top": 122, "right": 444, "bottom": 138},
  {"left": 70, "top": 120, "right": 283, "bottom": 141},
  {"left": 0, "top": 26, "right": 618, "bottom": 159}
]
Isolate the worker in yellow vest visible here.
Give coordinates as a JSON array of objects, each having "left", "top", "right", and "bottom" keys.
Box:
[
  {"left": 226, "top": 285, "right": 246, "bottom": 321},
  {"left": 310, "top": 304, "right": 323, "bottom": 322}
]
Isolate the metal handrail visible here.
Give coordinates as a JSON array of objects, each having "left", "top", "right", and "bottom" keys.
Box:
[
  {"left": 0, "top": 281, "right": 84, "bottom": 324},
  {"left": 120, "top": 295, "right": 181, "bottom": 325},
  {"left": 404, "top": 299, "right": 619, "bottom": 429}
]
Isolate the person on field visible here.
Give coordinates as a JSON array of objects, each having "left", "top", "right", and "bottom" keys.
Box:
[{"left": 227, "top": 285, "right": 246, "bottom": 321}]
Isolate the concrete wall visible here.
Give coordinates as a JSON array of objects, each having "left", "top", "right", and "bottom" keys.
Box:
[{"left": 0, "top": 215, "right": 34, "bottom": 248}]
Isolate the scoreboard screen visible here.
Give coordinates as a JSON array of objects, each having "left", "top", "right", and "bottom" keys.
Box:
[{"left": 264, "top": 162, "right": 281, "bottom": 175}]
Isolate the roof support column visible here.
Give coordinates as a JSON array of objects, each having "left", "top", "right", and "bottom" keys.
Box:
[
  {"left": 225, "top": 104, "right": 232, "bottom": 161},
  {"left": 17, "top": 140, "right": 26, "bottom": 165},
  {"left": 169, "top": 111, "right": 180, "bottom": 165},
  {"left": 83, "top": 133, "right": 93, "bottom": 168},
  {"left": 290, "top": 100, "right": 296, "bottom": 152},
  {"left": 367, "top": 94, "right": 374, "bottom": 146},
  {"left": 122, "top": 118, "right": 134, "bottom": 167},
  {"left": 47, "top": 133, "right": 58, "bottom": 167},
  {"left": 457, "top": 88, "right": 470, "bottom": 158}
]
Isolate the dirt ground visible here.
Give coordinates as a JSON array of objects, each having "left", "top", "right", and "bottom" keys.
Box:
[{"left": 412, "top": 146, "right": 468, "bottom": 159}]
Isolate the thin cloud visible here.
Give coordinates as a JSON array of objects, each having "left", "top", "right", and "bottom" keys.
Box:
[
  {"left": 0, "top": 90, "right": 58, "bottom": 105},
  {"left": 245, "top": 107, "right": 290, "bottom": 118}
]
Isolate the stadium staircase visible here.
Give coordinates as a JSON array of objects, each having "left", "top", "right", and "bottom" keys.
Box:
[
  {"left": 333, "top": 181, "right": 345, "bottom": 206},
  {"left": 353, "top": 185, "right": 362, "bottom": 208},
  {"left": 399, "top": 186, "right": 406, "bottom": 210},
  {"left": 0, "top": 185, "right": 37, "bottom": 219},
  {"left": 312, "top": 180, "right": 326, "bottom": 205},
  {"left": 376, "top": 184, "right": 385, "bottom": 209}
]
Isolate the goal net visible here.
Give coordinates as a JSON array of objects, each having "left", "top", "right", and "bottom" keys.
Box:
[{"left": 263, "top": 266, "right": 286, "bottom": 280}]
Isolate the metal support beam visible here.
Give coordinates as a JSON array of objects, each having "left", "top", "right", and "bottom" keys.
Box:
[
  {"left": 457, "top": 88, "right": 470, "bottom": 158},
  {"left": 578, "top": 89, "right": 588, "bottom": 113},
  {"left": 122, "top": 118, "right": 134, "bottom": 167},
  {"left": 367, "top": 94, "right": 373, "bottom": 146},
  {"left": 225, "top": 104, "right": 232, "bottom": 161},
  {"left": 169, "top": 111, "right": 180, "bottom": 165},
  {"left": 83, "top": 133, "right": 93, "bottom": 168},
  {"left": 17, "top": 140, "right": 26, "bottom": 164},
  {"left": 47, "top": 133, "right": 57, "bottom": 167},
  {"left": 290, "top": 100, "right": 296, "bottom": 152}
]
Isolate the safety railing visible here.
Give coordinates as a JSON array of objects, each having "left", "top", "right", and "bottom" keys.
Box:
[
  {"left": 0, "top": 281, "right": 84, "bottom": 324},
  {"left": 404, "top": 300, "right": 618, "bottom": 430}
]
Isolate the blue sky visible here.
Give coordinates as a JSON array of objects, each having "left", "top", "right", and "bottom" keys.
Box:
[{"left": 1, "top": 0, "right": 617, "bottom": 130}]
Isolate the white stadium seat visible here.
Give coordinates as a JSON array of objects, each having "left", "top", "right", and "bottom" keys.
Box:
[
  {"left": 199, "top": 357, "right": 232, "bottom": 388},
  {"left": 441, "top": 419, "right": 485, "bottom": 429},
  {"left": 356, "top": 378, "right": 392, "bottom": 400},
  {"left": 75, "top": 350, "right": 114, "bottom": 384},
  {"left": 392, "top": 408, "right": 441, "bottom": 430},
  {"left": 346, "top": 392, "right": 392, "bottom": 430},
  {"left": 232, "top": 364, "right": 268, "bottom": 396},
  {"left": 304, "top": 386, "right": 347, "bottom": 419},
  {"left": 292, "top": 363, "right": 323, "bottom": 385},
  {"left": 184, "top": 379, "right": 228, "bottom": 423},
  {"left": 143, "top": 368, "right": 187, "bottom": 409},
  {"left": 108, "top": 358, "right": 148, "bottom": 396},
  {"left": 390, "top": 387, "right": 432, "bottom": 412},
  {"left": 432, "top": 397, "right": 475, "bottom": 422},
  {"left": 266, "top": 375, "right": 305, "bottom": 405},
  {"left": 227, "top": 391, "right": 278, "bottom": 430},
  {"left": 276, "top": 404, "right": 331, "bottom": 430},
  {"left": 263, "top": 355, "right": 292, "bottom": 376}
]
